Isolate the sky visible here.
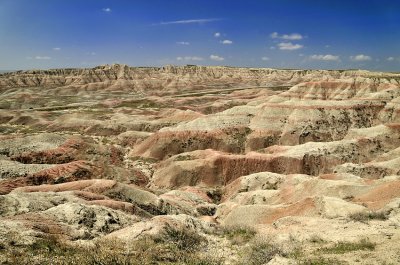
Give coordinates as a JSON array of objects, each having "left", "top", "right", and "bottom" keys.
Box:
[{"left": 0, "top": 0, "right": 399, "bottom": 71}]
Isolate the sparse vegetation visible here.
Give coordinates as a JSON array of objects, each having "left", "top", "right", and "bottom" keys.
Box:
[
  {"left": 174, "top": 154, "right": 193, "bottom": 161},
  {"left": 349, "top": 210, "right": 389, "bottom": 223},
  {"left": 0, "top": 200, "right": 383, "bottom": 265},
  {"left": 309, "top": 234, "right": 326, "bottom": 244},
  {"left": 220, "top": 225, "right": 257, "bottom": 245},
  {"left": 130, "top": 156, "right": 158, "bottom": 164},
  {"left": 297, "top": 256, "right": 346, "bottom": 265},
  {"left": 155, "top": 225, "right": 206, "bottom": 252},
  {"left": 116, "top": 99, "right": 164, "bottom": 109},
  {"left": 206, "top": 188, "right": 223, "bottom": 204},
  {"left": 320, "top": 238, "right": 375, "bottom": 254},
  {"left": 0, "top": 231, "right": 221, "bottom": 265},
  {"left": 239, "top": 238, "right": 284, "bottom": 265}
]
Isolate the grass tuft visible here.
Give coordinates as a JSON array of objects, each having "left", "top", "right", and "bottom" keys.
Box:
[
  {"left": 348, "top": 211, "right": 388, "bottom": 223},
  {"left": 220, "top": 225, "right": 257, "bottom": 245},
  {"left": 155, "top": 225, "right": 206, "bottom": 252},
  {"left": 0, "top": 231, "right": 221, "bottom": 265},
  {"left": 297, "top": 256, "right": 346, "bottom": 265},
  {"left": 239, "top": 238, "right": 284, "bottom": 265},
  {"left": 320, "top": 238, "right": 375, "bottom": 254}
]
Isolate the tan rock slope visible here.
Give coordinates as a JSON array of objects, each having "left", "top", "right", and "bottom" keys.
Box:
[{"left": 0, "top": 65, "right": 399, "bottom": 264}]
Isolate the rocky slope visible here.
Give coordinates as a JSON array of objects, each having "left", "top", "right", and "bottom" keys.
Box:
[{"left": 0, "top": 65, "right": 399, "bottom": 264}]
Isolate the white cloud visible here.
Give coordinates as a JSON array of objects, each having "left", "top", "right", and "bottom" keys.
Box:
[
  {"left": 261, "top": 57, "right": 270, "bottom": 61},
  {"left": 158, "top": 18, "right": 221, "bottom": 25},
  {"left": 102, "top": 8, "right": 111, "bottom": 12},
  {"left": 176, "top": 41, "right": 190, "bottom": 45},
  {"left": 350, "top": 54, "right": 372, "bottom": 61},
  {"left": 35, "top": 56, "right": 51, "bottom": 60},
  {"left": 270, "top": 32, "right": 279, "bottom": 39},
  {"left": 310, "top": 54, "right": 340, "bottom": 61},
  {"left": 221, "top": 39, "right": 233, "bottom": 45},
  {"left": 210, "top": 54, "right": 224, "bottom": 61},
  {"left": 270, "top": 32, "right": 303, "bottom": 40},
  {"left": 53, "top": 47, "right": 61, "bottom": 51},
  {"left": 387, "top": 57, "right": 395, "bottom": 61},
  {"left": 282, "top": 33, "right": 303, "bottom": 40},
  {"left": 270, "top": 46, "right": 276, "bottom": 50},
  {"left": 214, "top": 32, "right": 221, "bottom": 37},
  {"left": 277, "top": 42, "right": 303, "bottom": 51},
  {"left": 176, "top": 56, "right": 204, "bottom": 61}
]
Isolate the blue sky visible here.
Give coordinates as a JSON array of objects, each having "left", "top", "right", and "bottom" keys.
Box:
[{"left": 1, "top": 0, "right": 399, "bottom": 71}]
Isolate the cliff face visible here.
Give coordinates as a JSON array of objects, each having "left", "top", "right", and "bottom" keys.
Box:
[{"left": 1, "top": 64, "right": 399, "bottom": 92}]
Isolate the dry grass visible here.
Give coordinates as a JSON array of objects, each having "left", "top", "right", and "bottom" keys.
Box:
[
  {"left": 348, "top": 210, "right": 388, "bottom": 223},
  {"left": 220, "top": 225, "right": 257, "bottom": 245},
  {"left": 238, "top": 237, "right": 284, "bottom": 265},
  {"left": 297, "top": 256, "right": 346, "bottom": 265},
  {"left": 0, "top": 228, "right": 221, "bottom": 265},
  {"left": 154, "top": 225, "right": 206, "bottom": 252},
  {"left": 320, "top": 238, "right": 375, "bottom": 254},
  {"left": 0, "top": 225, "right": 378, "bottom": 265}
]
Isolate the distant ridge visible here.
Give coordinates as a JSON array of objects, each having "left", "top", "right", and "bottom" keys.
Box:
[{"left": 1, "top": 64, "right": 399, "bottom": 94}]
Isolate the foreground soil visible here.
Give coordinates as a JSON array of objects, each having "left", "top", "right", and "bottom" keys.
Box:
[{"left": 0, "top": 64, "right": 399, "bottom": 264}]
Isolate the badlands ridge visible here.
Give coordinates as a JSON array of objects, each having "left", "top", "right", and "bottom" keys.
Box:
[{"left": 0, "top": 64, "right": 399, "bottom": 264}]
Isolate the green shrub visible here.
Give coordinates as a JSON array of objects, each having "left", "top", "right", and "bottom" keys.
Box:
[
  {"left": 221, "top": 225, "right": 257, "bottom": 245},
  {"left": 173, "top": 154, "right": 193, "bottom": 161},
  {"left": 320, "top": 238, "right": 375, "bottom": 254},
  {"left": 240, "top": 239, "right": 283, "bottom": 265}
]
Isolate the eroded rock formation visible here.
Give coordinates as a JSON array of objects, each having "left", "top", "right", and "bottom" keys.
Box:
[{"left": 0, "top": 65, "right": 399, "bottom": 264}]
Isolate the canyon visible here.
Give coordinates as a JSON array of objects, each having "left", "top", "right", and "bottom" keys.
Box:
[{"left": 0, "top": 64, "right": 399, "bottom": 264}]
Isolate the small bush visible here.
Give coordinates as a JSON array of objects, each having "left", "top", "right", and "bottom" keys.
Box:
[
  {"left": 349, "top": 211, "right": 388, "bottom": 223},
  {"left": 240, "top": 239, "right": 283, "bottom": 265},
  {"left": 28, "top": 236, "right": 62, "bottom": 253},
  {"left": 206, "top": 188, "right": 223, "bottom": 204},
  {"left": 321, "top": 238, "right": 375, "bottom": 254},
  {"left": 309, "top": 235, "right": 325, "bottom": 244},
  {"left": 174, "top": 154, "right": 193, "bottom": 161},
  {"left": 221, "top": 225, "right": 257, "bottom": 245},
  {"left": 155, "top": 225, "right": 206, "bottom": 252}
]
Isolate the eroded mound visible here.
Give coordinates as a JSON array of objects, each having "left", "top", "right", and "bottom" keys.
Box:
[{"left": 0, "top": 65, "right": 399, "bottom": 264}]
